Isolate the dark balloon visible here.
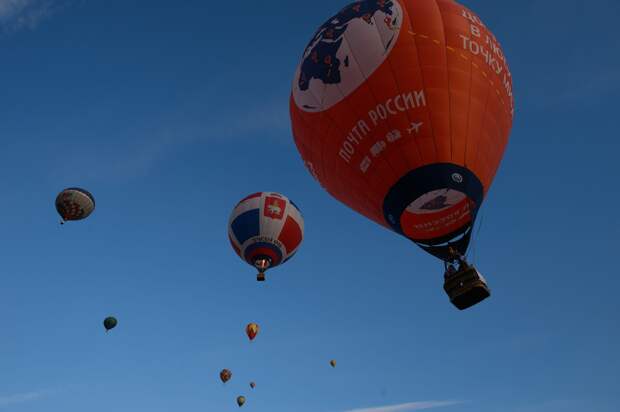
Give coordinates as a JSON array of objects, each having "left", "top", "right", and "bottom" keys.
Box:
[
  {"left": 249, "top": 382, "right": 256, "bottom": 389},
  {"left": 237, "top": 396, "right": 246, "bottom": 407},
  {"left": 220, "top": 369, "right": 232, "bottom": 384},
  {"left": 103, "top": 316, "right": 117, "bottom": 332},
  {"left": 55, "top": 188, "right": 95, "bottom": 224}
]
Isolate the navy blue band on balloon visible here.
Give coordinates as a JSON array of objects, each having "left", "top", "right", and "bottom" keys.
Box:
[
  {"left": 382, "top": 163, "right": 484, "bottom": 261},
  {"left": 244, "top": 242, "right": 283, "bottom": 267}
]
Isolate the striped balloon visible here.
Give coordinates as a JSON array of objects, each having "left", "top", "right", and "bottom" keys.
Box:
[{"left": 228, "top": 192, "right": 304, "bottom": 281}]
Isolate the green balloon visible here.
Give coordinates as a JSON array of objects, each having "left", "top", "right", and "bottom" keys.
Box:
[{"left": 103, "top": 316, "right": 118, "bottom": 331}]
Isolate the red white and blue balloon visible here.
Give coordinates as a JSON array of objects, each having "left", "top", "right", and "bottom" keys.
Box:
[{"left": 228, "top": 192, "right": 304, "bottom": 277}]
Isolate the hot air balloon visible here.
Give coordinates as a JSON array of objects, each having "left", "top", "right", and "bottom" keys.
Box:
[
  {"left": 55, "top": 187, "right": 95, "bottom": 224},
  {"left": 220, "top": 369, "right": 232, "bottom": 384},
  {"left": 236, "top": 396, "right": 246, "bottom": 407},
  {"left": 330, "top": 359, "right": 336, "bottom": 368},
  {"left": 103, "top": 316, "right": 117, "bottom": 332},
  {"left": 289, "top": 0, "right": 514, "bottom": 310},
  {"left": 245, "top": 323, "right": 259, "bottom": 341},
  {"left": 250, "top": 382, "right": 256, "bottom": 389},
  {"left": 228, "top": 192, "right": 304, "bottom": 281}
]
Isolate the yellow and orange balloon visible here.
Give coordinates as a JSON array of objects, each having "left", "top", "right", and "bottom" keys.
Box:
[{"left": 246, "top": 323, "right": 259, "bottom": 341}]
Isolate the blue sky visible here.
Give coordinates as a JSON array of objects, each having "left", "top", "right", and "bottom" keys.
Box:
[{"left": 0, "top": 0, "right": 618, "bottom": 411}]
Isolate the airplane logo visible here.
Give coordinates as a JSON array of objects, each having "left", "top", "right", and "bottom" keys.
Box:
[{"left": 407, "top": 121, "right": 423, "bottom": 135}]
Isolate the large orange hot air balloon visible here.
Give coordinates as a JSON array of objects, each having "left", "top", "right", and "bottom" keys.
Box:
[
  {"left": 290, "top": 0, "right": 513, "bottom": 309},
  {"left": 246, "top": 323, "right": 259, "bottom": 341}
]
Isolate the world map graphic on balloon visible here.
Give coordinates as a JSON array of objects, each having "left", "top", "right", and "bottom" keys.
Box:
[{"left": 292, "top": 0, "right": 403, "bottom": 112}]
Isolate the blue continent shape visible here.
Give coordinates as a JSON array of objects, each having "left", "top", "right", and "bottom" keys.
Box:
[{"left": 298, "top": 0, "right": 395, "bottom": 94}]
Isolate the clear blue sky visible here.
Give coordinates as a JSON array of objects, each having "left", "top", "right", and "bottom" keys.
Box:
[{"left": 0, "top": 1, "right": 618, "bottom": 411}]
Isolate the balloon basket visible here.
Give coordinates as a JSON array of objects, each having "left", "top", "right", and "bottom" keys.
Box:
[
  {"left": 256, "top": 272, "right": 265, "bottom": 282},
  {"left": 443, "top": 265, "right": 490, "bottom": 310}
]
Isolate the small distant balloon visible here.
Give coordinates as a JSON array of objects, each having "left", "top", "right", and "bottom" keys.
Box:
[
  {"left": 55, "top": 187, "right": 95, "bottom": 224},
  {"left": 220, "top": 369, "right": 232, "bottom": 384},
  {"left": 249, "top": 382, "right": 256, "bottom": 389},
  {"left": 246, "top": 323, "right": 259, "bottom": 341},
  {"left": 330, "top": 359, "right": 336, "bottom": 368},
  {"left": 103, "top": 316, "right": 117, "bottom": 332},
  {"left": 236, "top": 396, "right": 246, "bottom": 407}
]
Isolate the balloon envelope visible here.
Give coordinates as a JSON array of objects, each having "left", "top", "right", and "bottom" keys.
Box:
[
  {"left": 220, "top": 369, "right": 232, "bottom": 383},
  {"left": 246, "top": 323, "right": 259, "bottom": 341},
  {"left": 103, "top": 316, "right": 117, "bottom": 331},
  {"left": 55, "top": 187, "right": 95, "bottom": 222},
  {"left": 228, "top": 192, "right": 304, "bottom": 273},
  {"left": 237, "top": 396, "right": 246, "bottom": 407},
  {"left": 289, "top": 0, "right": 514, "bottom": 261}
]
